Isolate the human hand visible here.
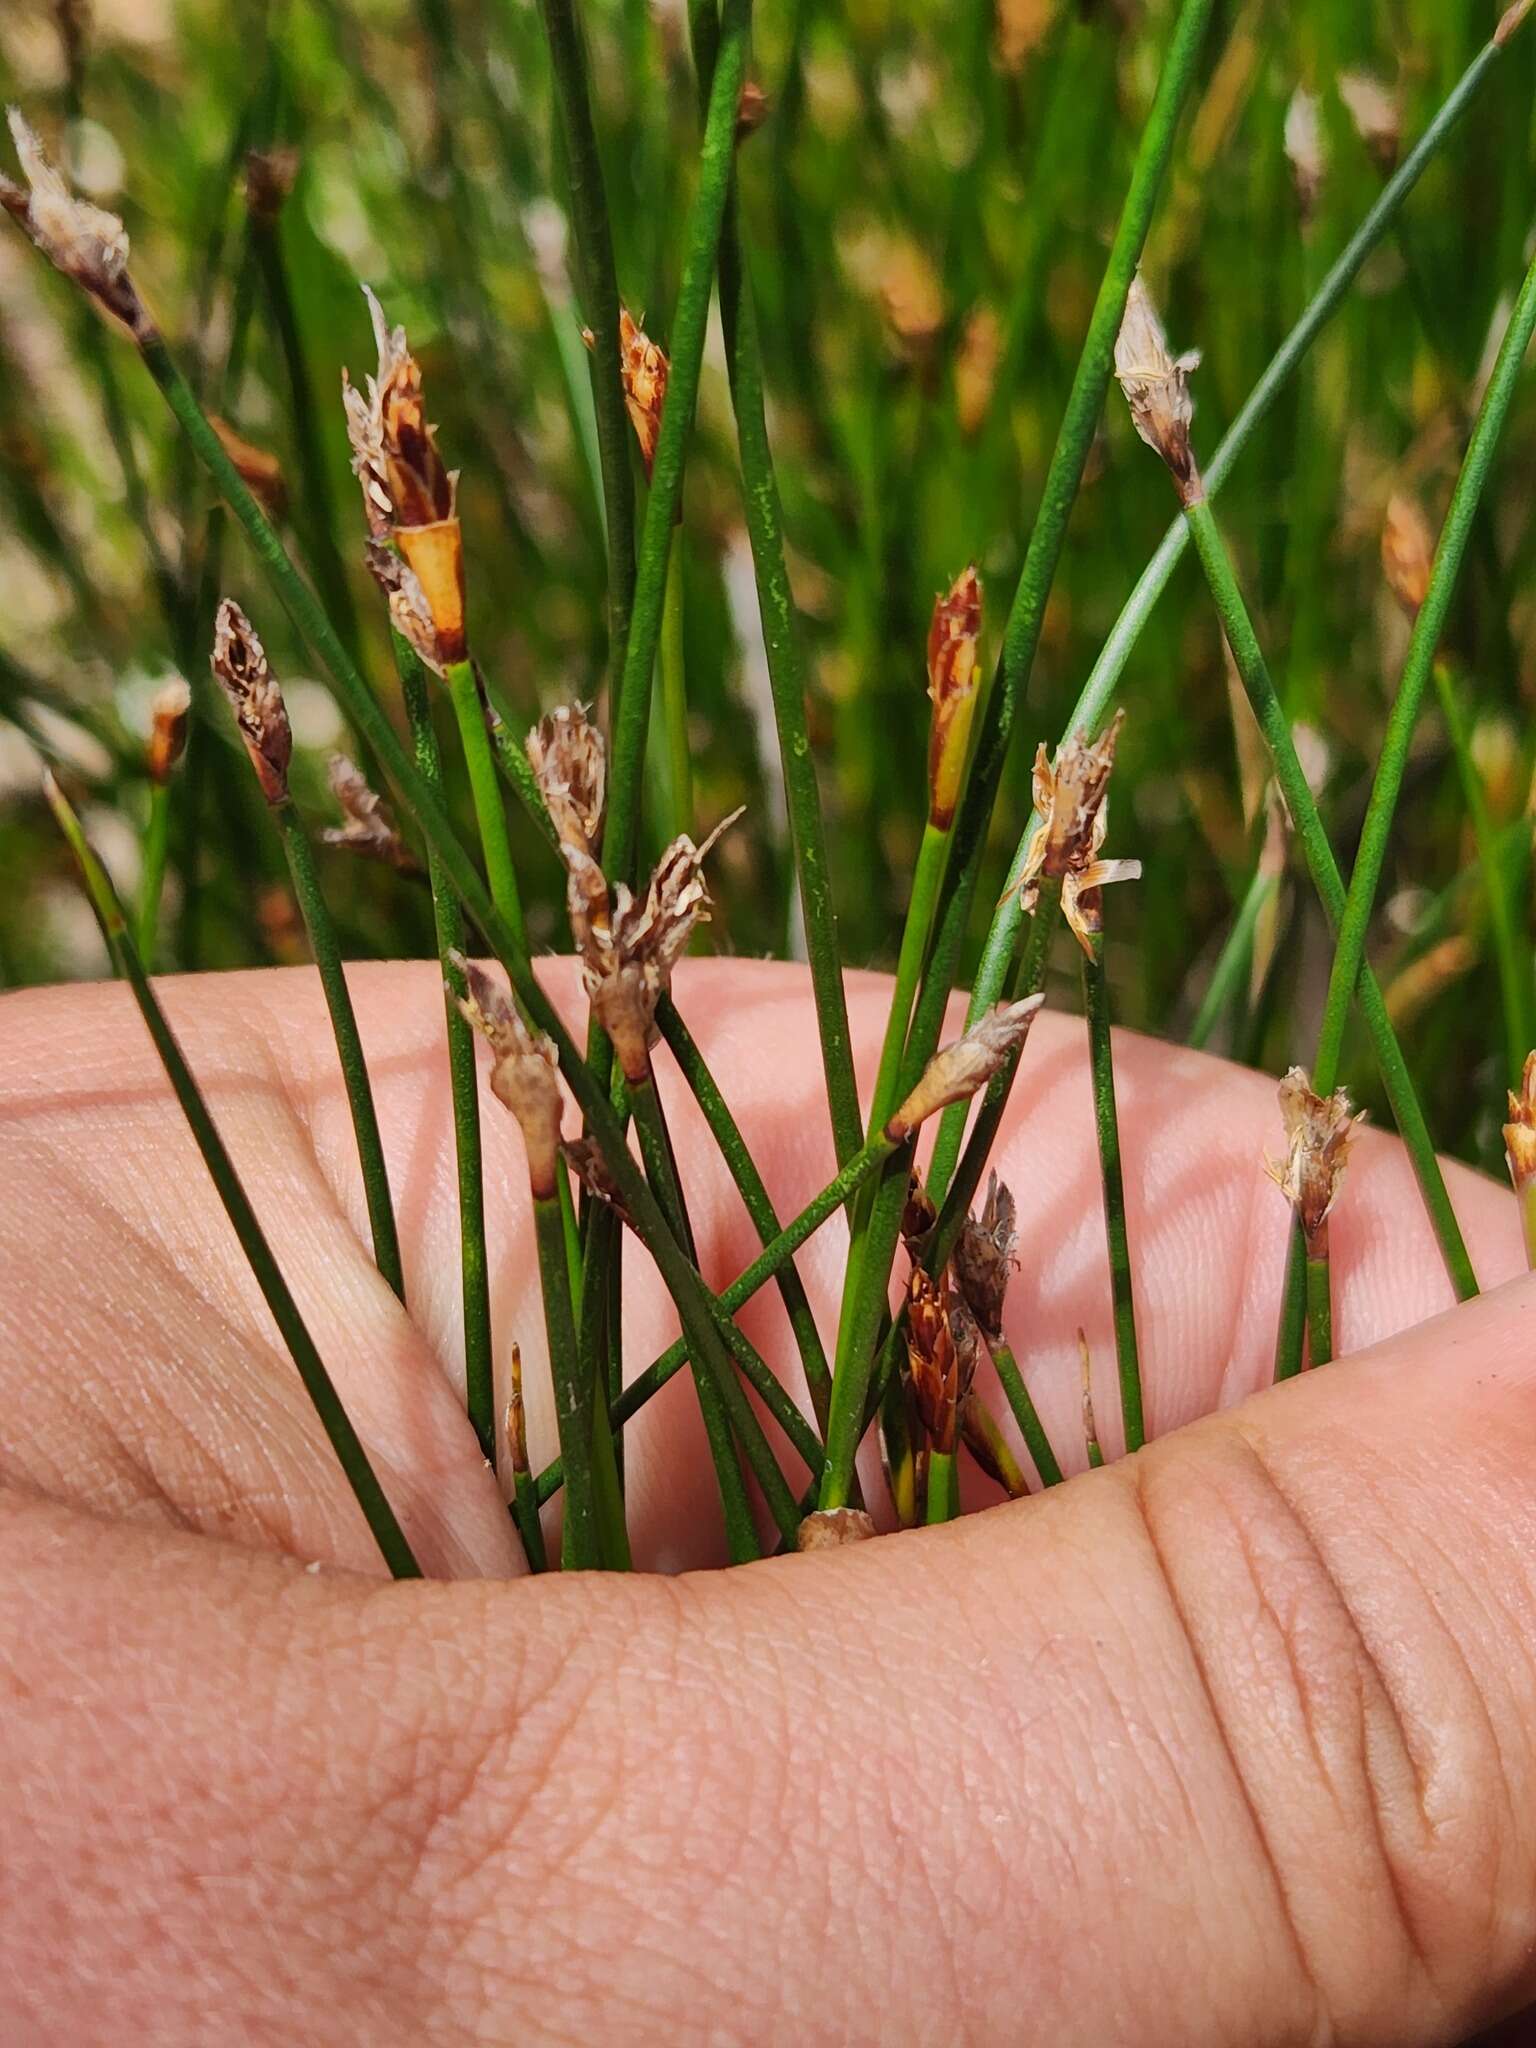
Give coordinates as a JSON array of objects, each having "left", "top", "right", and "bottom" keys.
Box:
[{"left": 2, "top": 957, "right": 1532, "bottom": 2044}]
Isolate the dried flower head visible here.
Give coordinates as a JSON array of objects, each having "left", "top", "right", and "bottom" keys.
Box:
[
  {"left": 451, "top": 952, "right": 565, "bottom": 1196},
  {"left": 210, "top": 599, "right": 291, "bottom": 805},
  {"left": 888, "top": 994, "right": 1045, "bottom": 1141},
  {"left": 954, "top": 1171, "right": 1019, "bottom": 1340},
  {"left": 1504, "top": 1051, "right": 1536, "bottom": 1191},
  {"left": 1381, "top": 493, "right": 1435, "bottom": 619},
  {"left": 209, "top": 414, "right": 288, "bottom": 521},
  {"left": 900, "top": 1173, "right": 937, "bottom": 1252},
  {"left": 796, "top": 1507, "right": 878, "bottom": 1551},
  {"left": 565, "top": 812, "right": 740, "bottom": 1083},
  {"left": 243, "top": 145, "right": 301, "bottom": 222},
  {"left": 526, "top": 703, "right": 606, "bottom": 856},
  {"left": 322, "top": 755, "right": 414, "bottom": 872},
  {"left": 906, "top": 1268, "right": 972, "bottom": 1456},
  {"left": 146, "top": 678, "right": 191, "bottom": 786},
  {"left": 1113, "top": 274, "right": 1201, "bottom": 500},
  {"left": 1010, "top": 711, "right": 1141, "bottom": 954},
  {"left": 344, "top": 288, "right": 465, "bottom": 658},
  {"left": 561, "top": 1134, "right": 632, "bottom": 1225},
  {"left": 583, "top": 307, "right": 670, "bottom": 480},
  {"left": 2, "top": 110, "right": 150, "bottom": 337},
  {"left": 1266, "top": 1066, "right": 1365, "bottom": 1252},
  {"left": 927, "top": 564, "right": 983, "bottom": 828}
]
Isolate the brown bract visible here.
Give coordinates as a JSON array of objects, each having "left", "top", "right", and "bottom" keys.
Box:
[
  {"left": 322, "top": 755, "right": 414, "bottom": 872},
  {"left": 1504, "top": 1050, "right": 1536, "bottom": 1189},
  {"left": 1266, "top": 1066, "right": 1365, "bottom": 1253},
  {"left": 1113, "top": 274, "right": 1201, "bottom": 500},
  {"left": 1381, "top": 493, "right": 1435, "bottom": 619},
  {"left": 452, "top": 954, "right": 565, "bottom": 1197},
  {"left": 593, "top": 306, "right": 669, "bottom": 481},
  {"left": 954, "top": 1171, "right": 1018, "bottom": 1340},
  {"left": 888, "top": 994, "right": 1045, "bottom": 1141},
  {"left": 526, "top": 703, "right": 606, "bottom": 858},
  {"left": 146, "top": 679, "right": 191, "bottom": 786},
  {"left": 2, "top": 110, "right": 151, "bottom": 340},
  {"left": 563, "top": 813, "right": 739, "bottom": 1084},
  {"left": 210, "top": 600, "right": 292, "bottom": 806},
  {"left": 906, "top": 1269, "right": 972, "bottom": 1456},
  {"left": 926, "top": 565, "right": 982, "bottom": 827},
  {"left": 1011, "top": 711, "right": 1141, "bottom": 955},
  {"left": 209, "top": 414, "right": 288, "bottom": 520}
]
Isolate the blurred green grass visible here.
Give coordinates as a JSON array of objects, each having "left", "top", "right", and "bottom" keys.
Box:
[{"left": 2, "top": 0, "right": 1533, "bottom": 1174}]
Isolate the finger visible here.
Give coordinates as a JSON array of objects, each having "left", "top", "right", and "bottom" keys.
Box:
[{"left": 9, "top": 1274, "right": 1536, "bottom": 2045}]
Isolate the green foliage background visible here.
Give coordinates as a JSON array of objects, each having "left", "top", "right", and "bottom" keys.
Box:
[{"left": 2, "top": 0, "right": 1533, "bottom": 1173}]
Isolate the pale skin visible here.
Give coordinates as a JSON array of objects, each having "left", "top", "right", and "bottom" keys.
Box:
[{"left": 3, "top": 955, "right": 1536, "bottom": 2045}]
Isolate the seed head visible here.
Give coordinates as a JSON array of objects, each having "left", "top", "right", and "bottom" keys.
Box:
[
  {"left": 1497, "top": 0, "right": 1534, "bottom": 48},
  {"left": 2, "top": 110, "right": 150, "bottom": 338},
  {"left": 926, "top": 564, "right": 983, "bottom": 828},
  {"left": 564, "top": 812, "right": 740, "bottom": 1084},
  {"left": 1010, "top": 711, "right": 1141, "bottom": 954},
  {"left": 887, "top": 994, "right": 1045, "bottom": 1142},
  {"left": 344, "top": 288, "right": 465, "bottom": 659},
  {"left": 1113, "top": 275, "right": 1201, "bottom": 501},
  {"left": 954, "top": 1171, "right": 1019, "bottom": 1340},
  {"left": 906, "top": 1268, "right": 972, "bottom": 1456},
  {"left": 451, "top": 952, "right": 565, "bottom": 1196},
  {"left": 526, "top": 703, "right": 606, "bottom": 857},
  {"left": 584, "top": 307, "right": 670, "bottom": 480},
  {"left": 795, "top": 1507, "right": 878, "bottom": 1551},
  {"left": 1504, "top": 1051, "right": 1536, "bottom": 1191},
  {"left": 146, "top": 678, "right": 191, "bottom": 786},
  {"left": 1381, "top": 493, "right": 1435, "bottom": 619},
  {"left": 322, "top": 755, "right": 414, "bottom": 872},
  {"left": 1265, "top": 1066, "right": 1365, "bottom": 1253},
  {"left": 211, "top": 599, "right": 291, "bottom": 805}
]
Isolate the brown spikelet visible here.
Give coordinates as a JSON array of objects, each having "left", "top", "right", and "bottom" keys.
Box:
[
  {"left": 887, "top": 994, "right": 1045, "bottom": 1140},
  {"left": 210, "top": 599, "right": 291, "bottom": 805},
  {"left": 953, "top": 1171, "right": 1018, "bottom": 1341},
  {"left": 322, "top": 755, "right": 415, "bottom": 872},
  {"left": 1113, "top": 275, "right": 1201, "bottom": 501},
  {"left": 146, "top": 679, "right": 191, "bottom": 786},
  {"left": 3, "top": 109, "right": 151, "bottom": 339},
  {"left": 1265, "top": 1067, "right": 1365, "bottom": 1255},
  {"left": 1381, "top": 493, "right": 1435, "bottom": 619},
  {"left": 736, "top": 78, "right": 770, "bottom": 139},
  {"left": 1011, "top": 711, "right": 1141, "bottom": 954},
  {"left": 926, "top": 565, "right": 982, "bottom": 828},
  {"left": 526, "top": 703, "right": 606, "bottom": 857},
  {"left": 243, "top": 145, "right": 301, "bottom": 223},
  {"left": 906, "top": 1269, "right": 973, "bottom": 1456},
  {"left": 451, "top": 952, "right": 565, "bottom": 1197},
  {"left": 954, "top": 304, "right": 1002, "bottom": 438}
]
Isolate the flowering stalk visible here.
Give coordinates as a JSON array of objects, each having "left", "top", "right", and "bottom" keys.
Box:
[
  {"left": 211, "top": 601, "right": 405, "bottom": 1305},
  {"left": 135, "top": 678, "right": 190, "bottom": 967},
  {"left": 45, "top": 773, "right": 420, "bottom": 1580}
]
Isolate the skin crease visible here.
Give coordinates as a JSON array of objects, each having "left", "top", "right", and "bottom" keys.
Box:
[{"left": 2, "top": 955, "right": 1536, "bottom": 2044}]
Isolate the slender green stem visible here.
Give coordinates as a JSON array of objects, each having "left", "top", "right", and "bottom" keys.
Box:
[
  {"left": 925, "top": 1450, "right": 958, "bottom": 1526},
  {"left": 1305, "top": 1244, "right": 1332, "bottom": 1368},
  {"left": 961, "top": 1396, "right": 1028, "bottom": 1500},
  {"left": 628, "top": 1072, "right": 758, "bottom": 1562},
  {"left": 817, "top": 1149, "right": 913, "bottom": 1510},
  {"left": 956, "top": 14, "right": 1530, "bottom": 1103},
  {"left": 535, "top": 1123, "right": 897, "bottom": 1506},
  {"left": 275, "top": 805, "right": 405, "bottom": 1303},
  {"left": 656, "top": 996, "right": 833, "bottom": 1431},
  {"left": 46, "top": 777, "right": 420, "bottom": 1580},
  {"left": 868, "top": 821, "right": 951, "bottom": 1143},
  {"left": 1312, "top": 252, "right": 1536, "bottom": 1102},
  {"left": 881, "top": 1375, "right": 919, "bottom": 1526},
  {"left": 1274, "top": 1221, "right": 1309, "bottom": 1382},
  {"left": 693, "top": 0, "right": 861, "bottom": 1170},
  {"left": 989, "top": 1336, "right": 1064, "bottom": 1489},
  {"left": 1181, "top": 495, "right": 1476, "bottom": 1301},
  {"left": 659, "top": 545, "right": 692, "bottom": 843},
  {"left": 533, "top": 1187, "right": 591, "bottom": 1568},
  {"left": 1188, "top": 864, "right": 1280, "bottom": 1052},
  {"left": 136, "top": 780, "right": 173, "bottom": 967},
  {"left": 443, "top": 657, "right": 526, "bottom": 944},
  {"left": 1433, "top": 656, "right": 1534, "bottom": 1086},
  {"left": 1083, "top": 928, "right": 1143, "bottom": 1453},
  {"left": 533, "top": 0, "right": 636, "bottom": 684},
  {"left": 399, "top": 641, "right": 494, "bottom": 1467}
]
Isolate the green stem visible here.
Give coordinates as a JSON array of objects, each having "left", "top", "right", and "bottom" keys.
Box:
[
  {"left": 924, "top": 1450, "right": 958, "bottom": 1526},
  {"left": 275, "top": 804, "right": 405, "bottom": 1303},
  {"left": 1305, "top": 1243, "right": 1333, "bottom": 1368},
  {"left": 961, "top": 1396, "right": 1029, "bottom": 1500},
  {"left": 1188, "top": 864, "right": 1280, "bottom": 1052},
  {"left": 1312, "top": 251, "right": 1536, "bottom": 1102},
  {"left": 659, "top": 544, "right": 692, "bottom": 843},
  {"left": 46, "top": 778, "right": 420, "bottom": 1580},
  {"left": 1181, "top": 494, "right": 1476, "bottom": 1301},
  {"left": 988, "top": 1336, "right": 1064, "bottom": 1489},
  {"left": 1083, "top": 929, "right": 1143, "bottom": 1454},
  {"left": 136, "top": 780, "right": 173, "bottom": 967},
  {"left": 693, "top": 0, "right": 861, "bottom": 1170},
  {"left": 443, "top": 656, "right": 526, "bottom": 943},
  {"left": 1274, "top": 1221, "right": 1309, "bottom": 1382},
  {"left": 1432, "top": 655, "right": 1534, "bottom": 1086},
  {"left": 399, "top": 641, "right": 494, "bottom": 1467},
  {"left": 656, "top": 996, "right": 833, "bottom": 1432},
  {"left": 534, "top": 1186, "right": 591, "bottom": 1567},
  {"left": 535, "top": 1123, "right": 897, "bottom": 1506},
  {"left": 955, "top": 14, "right": 1530, "bottom": 1117}
]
